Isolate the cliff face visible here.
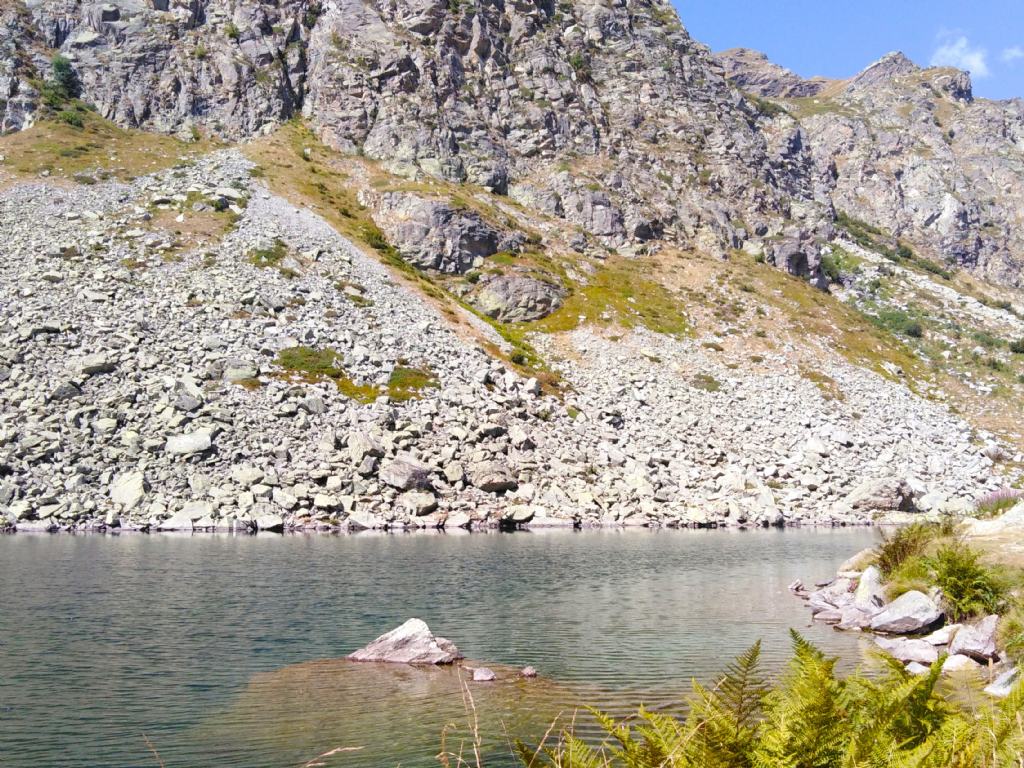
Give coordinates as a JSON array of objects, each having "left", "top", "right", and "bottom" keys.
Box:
[
  {"left": 719, "top": 49, "right": 1024, "bottom": 287},
  {"left": 2, "top": 0, "right": 833, "bottom": 279},
  {"left": 1, "top": 0, "right": 1023, "bottom": 288}
]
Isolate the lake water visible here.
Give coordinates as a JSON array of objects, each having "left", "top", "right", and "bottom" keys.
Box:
[{"left": 0, "top": 528, "right": 876, "bottom": 768}]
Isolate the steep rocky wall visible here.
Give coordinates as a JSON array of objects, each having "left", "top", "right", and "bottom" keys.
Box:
[
  {"left": 719, "top": 49, "right": 1024, "bottom": 288},
  {"left": 5, "top": 0, "right": 1024, "bottom": 288}
]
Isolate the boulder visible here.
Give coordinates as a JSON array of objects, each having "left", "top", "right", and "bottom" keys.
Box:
[
  {"left": 844, "top": 477, "right": 914, "bottom": 512},
  {"left": 470, "top": 460, "right": 517, "bottom": 493},
  {"left": 471, "top": 667, "right": 496, "bottom": 682},
  {"left": 923, "top": 624, "right": 962, "bottom": 645},
  {"left": 347, "top": 618, "right": 461, "bottom": 664},
  {"left": 255, "top": 513, "right": 285, "bottom": 532},
  {"left": 165, "top": 430, "right": 213, "bottom": 456},
  {"left": 942, "top": 654, "right": 982, "bottom": 674},
  {"left": 109, "top": 471, "right": 146, "bottom": 510},
  {"left": 870, "top": 591, "right": 943, "bottom": 634},
  {"left": 379, "top": 455, "right": 432, "bottom": 491},
  {"left": 874, "top": 637, "right": 939, "bottom": 664},
  {"left": 470, "top": 275, "right": 565, "bottom": 322},
  {"left": 853, "top": 565, "right": 886, "bottom": 611},
  {"left": 520, "top": 666, "right": 538, "bottom": 678},
  {"left": 836, "top": 605, "right": 874, "bottom": 630},
  {"left": 397, "top": 490, "right": 438, "bottom": 516},
  {"left": 984, "top": 667, "right": 1019, "bottom": 698},
  {"left": 949, "top": 615, "right": 999, "bottom": 662},
  {"left": 370, "top": 193, "right": 516, "bottom": 274}
]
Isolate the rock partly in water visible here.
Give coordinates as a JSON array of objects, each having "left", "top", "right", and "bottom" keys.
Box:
[
  {"left": 870, "top": 590, "right": 943, "bottom": 634},
  {"left": 347, "top": 619, "right": 462, "bottom": 665}
]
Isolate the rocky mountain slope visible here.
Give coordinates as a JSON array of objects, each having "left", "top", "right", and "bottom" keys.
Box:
[
  {"left": 1, "top": 0, "right": 1023, "bottom": 533},
  {"left": 719, "top": 48, "right": 1024, "bottom": 287}
]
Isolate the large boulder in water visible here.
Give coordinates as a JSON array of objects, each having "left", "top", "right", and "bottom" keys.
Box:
[
  {"left": 347, "top": 619, "right": 462, "bottom": 664},
  {"left": 870, "top": 590, "right": 943, "bottom": 634}
]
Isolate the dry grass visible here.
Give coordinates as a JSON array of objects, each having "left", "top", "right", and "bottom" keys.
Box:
[{"left": 0, "top": 112, "right": 211, "bottom": 181}]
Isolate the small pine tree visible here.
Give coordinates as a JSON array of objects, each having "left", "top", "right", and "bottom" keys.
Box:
[{"left": 50, "top": 55, "right": 80, "bottom": 100}]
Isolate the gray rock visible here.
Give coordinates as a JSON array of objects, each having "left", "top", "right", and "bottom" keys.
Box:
[
  {"left": 984, "top": 667, "right": 1019, "bottom": 698},
  {"left": 379, "top": 455, "right": 432, "bottom": 491},
  {"left": 853, "top": 565, "right": 886, "bottom": 611},
  {"left": 165, "top": 431, "right": 213, "bottom": 456},
  {"left": 874, "top": 637, "right": 939, "bottom": 664},
  {"left": 470, "top": 275, "right": 565, "bottom": 322},
  {"left": 470, "top": 460, "right": 517, "bottom": 493},
  {"left": 255, "top": 513, "right": 285, "bottom": 532},
  {"left": 471, "top": 667, "right": 496, "bottom": 682},
  {"left": 397, "top": 490, "right": 438, "bottom": 516},
  {"left": 942, "top": 654, "right": 982, "bottom": 675},
  {"left": 949, "top": 615, "right": 999, "bottom": 662},
  {"left": 109, "top": 471, "right": 146, "bottom": 510},
  {"left": 870, "top": 591, "right": 943, "bottom": 634},
  {"left": 347, "top": 618, "right": 461, "bottom": 664}
]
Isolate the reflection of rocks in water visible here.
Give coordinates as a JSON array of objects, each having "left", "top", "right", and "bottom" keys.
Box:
[{"left": 191, "top": 658, "right": 582, "bottom": 768}]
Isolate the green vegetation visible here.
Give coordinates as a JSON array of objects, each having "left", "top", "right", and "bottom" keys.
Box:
[
  {"left": 747, "top": 93, "right": 790, "bottom": 119},
  {"left": 876, "top": 522, "right": 1013, "bottom": 622},
  {"left": 224, "top": 22, "right": 240, "bottom": 40},
  {"left": 46, "top": 55, "right": 81, "bottom": 106},
  {"left": 876, "top": 521, "right": 946, "bottom": 577},
  {"left": 691, "top": 373, "right": 721, "bottom": 392},
  {"left": 835, "top": 212, "right": 953, "bottom": 279},
  {"left": 927, "top": 542, "right": 1009, "bottom": 621},
  {"left": 274, "top": 346, "right": 380, "bottom": 403},
  {"left": 1010, "top": 339, "right": 1024, "bottom": 355},
  {"left": 868, "top": 307, "right": 924, "bottom": 339},
  {"left": 976, "top": 489, "right": 1024, "bottom": 518},
  {"left": 387, "top": 366, "right": 439, "bottom": 402},
  {"left": 519, "top": 632, "right": 1024, "bottom": 768},
  {"left": 248, "top": 239, "right": 296, "bottom": 277}
]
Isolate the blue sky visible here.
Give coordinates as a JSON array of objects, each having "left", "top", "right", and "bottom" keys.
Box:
[{"left": 676, "top": 1, "right": 1024, "bottom": 100}]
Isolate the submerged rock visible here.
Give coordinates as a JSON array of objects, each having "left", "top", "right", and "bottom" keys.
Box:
[
  {"left": 347, "top": 619, "right": 461, "bottom": 665},
  {"left": 471, "top": 667, "right": 496, "bottom": 682}
]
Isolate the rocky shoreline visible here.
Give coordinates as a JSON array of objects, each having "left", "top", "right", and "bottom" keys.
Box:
[{"left": 793, "top": 510, "right": 1024, "bottom": 697}]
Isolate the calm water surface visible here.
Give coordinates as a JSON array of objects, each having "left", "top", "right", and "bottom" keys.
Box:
[{"left": 0, "top": 528, "right": 876, "bottom": 767}]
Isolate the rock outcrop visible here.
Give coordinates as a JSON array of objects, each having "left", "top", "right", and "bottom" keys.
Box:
[{"left": 718, "top": 48, "right": 1024, "bottom": 287}]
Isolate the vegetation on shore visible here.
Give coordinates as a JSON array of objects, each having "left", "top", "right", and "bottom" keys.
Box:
[{"left": 516, "top": 633, "right": 1024, "bottom": 768}]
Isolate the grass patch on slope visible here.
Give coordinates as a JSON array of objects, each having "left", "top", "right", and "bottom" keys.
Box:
[
  {"left": 275, "top": 346, "right": 380, "bottom": 403},
  {"left": 0, "top": 110, "right": 208, "bottom": 181}
]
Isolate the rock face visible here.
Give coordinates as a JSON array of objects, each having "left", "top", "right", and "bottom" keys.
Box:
[
  {"left": 369, "top": 193, "right": 518, "bottom": 274},
  {"left": 718, "top": 48, "right": 1024, "bottom": 287},
  {"left": 2, "top": 1, "right": 1024, "bottom": 291},
  {"left": 870, "top": 591, "right": 943, "bottom": 634},
  {"left": 347, "top": 618, "right": 462, "bottom": 664},
  {"left": 717, "top": 48, "right": 830, "bottom": 99}
]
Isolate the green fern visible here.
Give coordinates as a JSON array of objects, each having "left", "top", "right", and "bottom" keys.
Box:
[{"left": 520, "top": 632, "right": 1024, "bottom": 768}]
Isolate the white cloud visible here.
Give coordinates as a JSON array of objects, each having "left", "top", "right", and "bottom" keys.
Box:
[
  {"left": 930, "top": 35, "right": 991, "bottom": 77},
  {"left": 1002, "top": 46, "right": 1024, "bottom": 63}
]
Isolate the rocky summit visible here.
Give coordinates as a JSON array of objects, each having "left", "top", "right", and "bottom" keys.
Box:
[{"left": 1, "top": 0, "right": 1023, "bottom": 534}]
